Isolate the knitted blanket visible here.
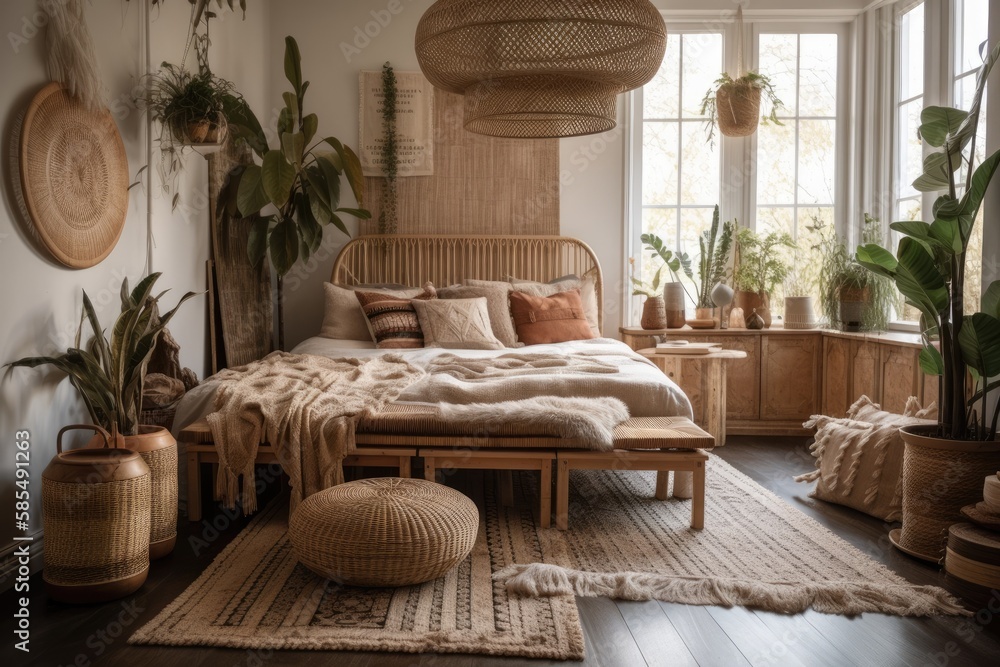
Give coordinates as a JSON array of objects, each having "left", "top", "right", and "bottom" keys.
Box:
[{"left": 207, "top": 352, "right": 425, "bottom": 514}]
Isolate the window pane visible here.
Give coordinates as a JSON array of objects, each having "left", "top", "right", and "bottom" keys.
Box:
[
  {"left": 895, "top": 197, "right": 923, "bottom": 223},
  {"left": 640, "top": 208, "right": 679, "bottom": 284},
  {"left": 900, "top": 3, "right": 925, "bottom": 100},
  {"left": 681, "top": 33, "right": 723, "bottom": 118},
  {"left": 644, "top": 35, "right": 680, "bottom": 119},
  {"left": 759, "top": 33, "right": 799, "bottom": 116},
  {"left": 957, "top": 0, "right": 990, "bottom": 74},
  {"left": 898, "top": 99, "right": 924, "bottom": 199},
  {"left": 680, "top": 122, "right": 720, "bottom": 203},
  {"left": 756, "top": 121, "right": 797, "bottom": 205},
  {"left": 756, "top": 207, "right": 795, "bottom": 238},
  {"left": 642, "top": 123, "right": 679, "bottom": 205},
  {"left": 799, "top": 34, "right": 838, "bottom": 116},
  {"left": 678, "top": 207, "right": 716, "bottom": 257},
  {"left": 797, "top": 119, "right": 836, "bottom": 205}
]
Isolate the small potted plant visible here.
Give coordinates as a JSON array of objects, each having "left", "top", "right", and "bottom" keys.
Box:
[
  {"left": 692, "top": 207, "right": 736, "bottom": 327},
  {"left": 633, "top": 233, "right": 695, "bottom": 329},
  {"left": 732, "top": 227, "right": 794, "bottom": 328},
  {"left": 137, "top": 62, "right": 236, "bottom": 145},
  {"left": 700, "top": 71, "right": 784, "bottom": 142}
]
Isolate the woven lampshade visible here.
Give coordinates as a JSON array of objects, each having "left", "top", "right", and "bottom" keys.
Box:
[{"left": 415, "top": 0, "right": 667, "bottom": 138}]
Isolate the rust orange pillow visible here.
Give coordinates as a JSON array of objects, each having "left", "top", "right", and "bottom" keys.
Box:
[{"left": 508, "top": 289, "right": 596, "bottom": 345}]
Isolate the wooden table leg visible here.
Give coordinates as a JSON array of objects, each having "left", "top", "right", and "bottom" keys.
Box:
[
  {"left": 540, "top": 459, "right": 552, "bottom": 529},
  {"left": 556, "top": 458, "right": 570, "bottom": 530},
  {"left": 498, "top": 470, "right": 514, "bottom": 507},
  {"left": 187, "top": 452, "right": 202, "bottom": 522},
  {"left": 703, "top": 358, "right": 725, "bottom": 446},
  {"left": 673, "top": 470, "right": 693, "bottom": 499},
  {"left": 399, "top": 455, "right": 411, "bottom": 479},
  {"left": 423, "top": 456, "right": 436, "bottom": 482},
  {"left": 655, "top": 471, "right": 670, "bottom": 500},
  {"left": 691, "top": 460, "right": 706, "bottom": 530}
]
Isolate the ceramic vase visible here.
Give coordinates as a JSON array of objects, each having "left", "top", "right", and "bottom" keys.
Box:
[{"left": 662, "top": 283, "right": 686, "bottom": 329}]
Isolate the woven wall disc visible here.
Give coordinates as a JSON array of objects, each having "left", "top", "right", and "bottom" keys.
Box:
[{"left": 17, "top": 82, "right": 128, "bottom": 269}]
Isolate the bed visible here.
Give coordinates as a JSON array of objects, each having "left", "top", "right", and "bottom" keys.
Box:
[{"left": 177, "top": 235, "right": 708, "bottom": 529}]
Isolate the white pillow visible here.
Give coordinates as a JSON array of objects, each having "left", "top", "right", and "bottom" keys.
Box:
[
  {"left": 412, "top": 297, "right": 504, "bottom": 350},
  {"left": 319, "top": 283, "right": 422, "bottom": 341}
]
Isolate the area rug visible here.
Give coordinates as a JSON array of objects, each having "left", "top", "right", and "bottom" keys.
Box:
[{"left": 130, "top": 456, "right": 967, "bottom": 659}]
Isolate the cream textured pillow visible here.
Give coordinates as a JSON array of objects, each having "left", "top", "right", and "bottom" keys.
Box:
[
  {"left": 438, "top": 284, "right": 518, "bottom": 347},
  {"left": 510, "top": 271, "right": 600, "bottom": 337},
  {"left": 320, "top": 283, "right": 422, "bottom": 341},
  {"left": 796, "top": 416, "right": 906, "bottom": 521},
  {"left": 412, "top": 298, "right": 504, "bottom": 350}
]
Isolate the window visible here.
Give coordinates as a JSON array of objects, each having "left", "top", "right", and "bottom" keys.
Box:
[
  {"left": 632, "top": 31, "right": 724, "bottom": 304},
  {"left": 891, "top": 0, "right": 990, "bottom": 322},
  {"left": 629, "top": 22, "right": 847, "bottom": 325}
]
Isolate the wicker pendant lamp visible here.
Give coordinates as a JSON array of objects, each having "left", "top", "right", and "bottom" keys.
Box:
[{"left": 415, "top": 0, "right": 667, "bottom": 138}]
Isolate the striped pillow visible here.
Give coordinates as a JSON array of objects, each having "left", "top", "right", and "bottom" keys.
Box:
[{"left": 355, "top": 283, "right": 436, "bottom": 349}]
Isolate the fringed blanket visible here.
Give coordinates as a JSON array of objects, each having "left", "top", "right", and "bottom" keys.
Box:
[{"left": 207, "top": 352, "right": 425, "bottom": 514}]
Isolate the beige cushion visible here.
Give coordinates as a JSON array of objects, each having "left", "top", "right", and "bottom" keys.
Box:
[
  {"left": 320, "top": 283, "right": 422, "bottom": 341},
  {"left": 510, "top": 272, "right": 600, "bottom": 337},
  {"left": 412, "top": 298, "right": 504, "bottom": 350},
  {"left": 438, "top": 284, "right": 518, "bottom": 347},
  {"left": 508, "top": 290, "right": 596, "bottom": 346},
  {"left": 847, "top": 395, "right": 938, "bottom": 425}
]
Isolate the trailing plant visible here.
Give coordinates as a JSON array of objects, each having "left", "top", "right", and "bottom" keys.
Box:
[
  {"left": 6, "top": 274, "right": 197, "bottom": 437},
  {"left": 635, "top": 233, "right": 695, "bottom": 303},
  {"left": 221, "top": 36, "right": 371, "bottom": 350},
  {"left": 732, "top": 227, "right": 794, "bottom": 295},
  {"left": 856, "top": 41, "right": 1000, "bottom": 441},
  {"left": 699, "top": 71, "right": 784, "bottom": 144},
  {"left": 379, "top": 62, "right": 399, "bottom": 235},
  {"left": 694, "top": 206, "right": 736, "bottom": 308}
]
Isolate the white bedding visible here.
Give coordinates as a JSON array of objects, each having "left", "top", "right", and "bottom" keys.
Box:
[{"left": 173, "top": 337, "right": 692, "bottom": 437}]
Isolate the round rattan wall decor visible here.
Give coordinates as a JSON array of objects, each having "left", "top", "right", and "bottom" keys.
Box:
[{"left": 16, "top": 82, "right": 128, "bottom": 269}]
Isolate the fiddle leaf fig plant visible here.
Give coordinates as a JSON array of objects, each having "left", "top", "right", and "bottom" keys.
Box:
[
  {"left": 222, "top": 36, "right": 371, "bottom": 349},
  {"left": 856, "top": 41, "right": 1000, "bottom": 441}
]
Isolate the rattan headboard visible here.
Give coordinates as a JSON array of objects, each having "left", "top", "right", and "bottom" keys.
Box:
[{"left": 331, "top": 235, "right": 603, "bottom": 330}]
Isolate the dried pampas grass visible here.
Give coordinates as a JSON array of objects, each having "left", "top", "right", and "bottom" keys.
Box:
[{"left": 44, "top": 0, "right": 104, "bottom": 112}]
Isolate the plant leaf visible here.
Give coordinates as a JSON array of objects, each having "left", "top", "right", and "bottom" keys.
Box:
[
  {"left": 335, "top": 207, "right": 372, "bottom": 220},
  {"left": 958, "top": 313, "right": 1000, "bottom": 378},
  {"left": 268, "top": 217, "right": 299, "bottom": 276},
  {"left": 982, "top": 280, "right": 1000, "bottom": 318},
  {"left": 237, "top": 164, "right": 270, "bottom": 217},
  {"left": 301, "top": 113, "right": 318, "bottom": 145},
  {"left": 281, "top": 131, "right": 305, "bottom": 167},
  {"left": 917, "top": 106, "right": 969, "bottom": 147},
  {"left": 284, "top": 36, "right": 303, "bottom": 95},
  {"left": 316, "top": 154, "right": 343, "bottom": 209},
  {"left": 261, "top": 150, "right": 296, "bottom": 209},
  {"left": 919, "top": 346, "right": 944, "bottom": 376},
  {"left": 247, "top": 215, "right": 271, "bottom": 267},
  {"left": 296, "top": 193, "right": 322, "bottom": 254}
]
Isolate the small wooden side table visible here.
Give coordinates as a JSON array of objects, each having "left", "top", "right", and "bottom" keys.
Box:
[{"left": 637, "top": 347, "right": 747, "bottom": 446}]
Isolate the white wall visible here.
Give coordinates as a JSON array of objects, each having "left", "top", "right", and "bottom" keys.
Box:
[{"left": 0, "top": 0, "right": 269, "bottom": 585}]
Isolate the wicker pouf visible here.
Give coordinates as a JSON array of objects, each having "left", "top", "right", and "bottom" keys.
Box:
[{"left": 289, "top": 478, "right": 479, "bottom": 587}]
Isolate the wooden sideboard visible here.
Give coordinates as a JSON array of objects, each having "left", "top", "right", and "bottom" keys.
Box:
[{"left": 620, "top": 326, "right": 934, "bottom": 436}]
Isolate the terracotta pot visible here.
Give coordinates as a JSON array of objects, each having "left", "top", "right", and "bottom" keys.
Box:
[
  {"left": 640, "top": 296, "right": 667, "bottom": 330},
  {"left": 893, "top": 425, "right": 1000, "bottom": 563},
  {"left": 43, "top": 425, "right": 151, "bottom": 603},
  {"left": 734, "top": 290, "right": 771, "bottom": 327},
  {"left": 662, "top": 283, "right": 686, "bottom": 329},
  {"left": 87, "top": 426, "right": 178, "bottom": 559},
  {"left": 694, "top": 306, "right": 719, "bottom": 329}
]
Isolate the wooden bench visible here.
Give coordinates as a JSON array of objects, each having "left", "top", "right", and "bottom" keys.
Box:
[{"left": 179, "top": 416, "right": 713, "bottom": 528}]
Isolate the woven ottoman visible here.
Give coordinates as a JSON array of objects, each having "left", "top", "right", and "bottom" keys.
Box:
[{"left": 289, "top": 477, "right": 479, "bottom": 587}]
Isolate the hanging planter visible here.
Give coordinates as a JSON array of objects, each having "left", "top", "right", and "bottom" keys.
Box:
[{"left": 699, "top": 6, "right": 784, "bottom": 142}]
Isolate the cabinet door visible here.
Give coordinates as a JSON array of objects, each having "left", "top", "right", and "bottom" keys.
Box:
[
  {"left": 880, "top": 344, "right": 920, "bottom": 414},
  {"left": 822, "top": 336, "right": 851, "bottom": 417},
  {"left": 850, "top": 340, "right": 880, "bottom": 406},
  {"left": 761, "top": 335, "right": 820, "bottom": 421},
  {"left": 714, "top": 335, "right": 761, "bottom": 420}
]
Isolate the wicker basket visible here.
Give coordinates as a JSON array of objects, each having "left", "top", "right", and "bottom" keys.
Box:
[
  {"left": 716, "top": 83, "right": 762, "bottom": 138},
  {"left": 289, "top": 478, "right": 479, "bottom": 587},
  {"left": 123, "top": 427, "right": 178, "bottom": 560},
  {"left": 42, "top": 425, "right": 150, "bottom": 603},
  {"left": 640, "top": 296, "right": 667, "bottom": 330}
]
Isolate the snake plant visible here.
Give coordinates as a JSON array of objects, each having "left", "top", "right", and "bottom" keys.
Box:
[{"left": 7, "top": 274, "right": 197, "bottom": 437}]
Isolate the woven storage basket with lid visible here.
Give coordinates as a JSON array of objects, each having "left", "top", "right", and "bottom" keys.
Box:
[
  {"left": 289, "top": 477, "right": 479, "bottom": 587},
  {"left": 42, "top": 425, "right": 150, "bottom": 603}
]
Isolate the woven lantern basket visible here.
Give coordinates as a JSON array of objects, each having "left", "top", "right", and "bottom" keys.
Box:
[
  {"left": 289, "top": 478, "right": 479, "bottom": 587},
  {"left": 716, "top": 83, "right": 762, "bottom": 138},
  {"left": 945, "top": 523, "right": 1000, "bottom": 608},
  {"left": 86, "top": 426, "right": 178, "bottom": 559},
  {"left": 891, "top": 426, "right": 1000, "bottom": 563},
  {"left": 42, "top": 425, "right": 150, "bottom": 604}
]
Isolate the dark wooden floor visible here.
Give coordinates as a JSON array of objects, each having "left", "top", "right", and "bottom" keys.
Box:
[{"left": 7, "top": 436, "right": 1000, "bottom": 667}]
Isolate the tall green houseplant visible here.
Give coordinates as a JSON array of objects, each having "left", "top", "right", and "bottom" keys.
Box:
[
  {"left": 223, "top": 36, "right": 371, "bottom": 350},
  {"left": 857, "top": 42, "right": 1000, "bottom": 441}
]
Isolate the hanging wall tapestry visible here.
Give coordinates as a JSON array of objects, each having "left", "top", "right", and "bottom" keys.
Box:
[{"left": 359, "top": 69, "right": 434, "bottom": 177}]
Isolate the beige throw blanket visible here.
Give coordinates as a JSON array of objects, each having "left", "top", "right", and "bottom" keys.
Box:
[{"left": 207, "top": 352, "right": 425, "bottom": 514}]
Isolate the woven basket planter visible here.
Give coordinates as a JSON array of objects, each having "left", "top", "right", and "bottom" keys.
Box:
[
  {"left": 892, "top": 425, "right": 1000, "bottom": 563},
  {"left": 289, "top": 478, "right": 479, "bottom": 587},
  {"left": 716, "top": 84, "right": 762, "bottom": 138},
  {"left": 640, "top": 296, "right": 667, "bottom": 330},
  {"left": 42, "top": 425, "right": 150, "bottom": 603},
  {"left": 124, "top": 427, "right": 178, "bottom": 560}
]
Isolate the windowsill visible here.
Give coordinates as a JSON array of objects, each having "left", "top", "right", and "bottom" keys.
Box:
[{"left": 887, "top": 321, "right": 921, "bottom": 334}]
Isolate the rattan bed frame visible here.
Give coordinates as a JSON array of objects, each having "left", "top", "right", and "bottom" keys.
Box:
[{"left": 182, "top": 235, "right": 713, "bottom": 530}]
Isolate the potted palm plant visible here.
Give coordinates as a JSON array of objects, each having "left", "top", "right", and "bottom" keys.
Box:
[
  {"left": 8, "top": 274, "right": 197, "bottom": 558},
  {"left": 732, "top": 227, "right": 794, "bottom": 328},
  {"left": 856, "top": 42, "right": 1000, "bottom": 562},
  {"left": 692, "top": 207, "right": 736, "bottom": 328}
]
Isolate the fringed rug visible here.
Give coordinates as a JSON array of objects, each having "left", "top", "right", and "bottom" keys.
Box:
[{"left": 130, "top": 456, "right": 966, "bottom": 659}]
